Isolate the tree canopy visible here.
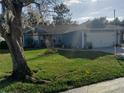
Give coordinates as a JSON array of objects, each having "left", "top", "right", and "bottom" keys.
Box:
[
  {"left": 53, "top": 3, "right": 72, "bottom": 25},
  {"left": 84, "top": 17, "right": 108, "bottom": 28},
  {"left": 84, "top": 17, "right": 124, "bottom": 28}
]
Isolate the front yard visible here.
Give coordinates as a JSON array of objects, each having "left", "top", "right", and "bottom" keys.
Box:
[{"left": 0, "top": 49, "right": 124, "bottom": 93}]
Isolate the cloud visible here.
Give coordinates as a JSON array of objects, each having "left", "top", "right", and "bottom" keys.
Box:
[
  {"left": 72, "top": 16, "right": 94, "bottom": 23},
  {"left": 91, "top": 0, "right": 98, "bottom": 2},
  {"left": 82, "top": 0, "right": 98, "bottom": 3},
  {"left": 64, "top": 0, "right": 82, "bottom": 6},
  {"left": 89, "top": 7, "right": 112, "bottom": 16},
  {"left": 90, "top": 11, "right": 100, "bottom": 15},
  {"left": 107, "top": 17, "right": 114, "bottom": 21},
  {"left": 72, "top": 16, "right": 123, "bottom": 24},
  {"left": 102, "top": 7, "right": 112, "bottom": 11},
  {"left": 107, "top": 17, "right": 123, "bottom": 21}
]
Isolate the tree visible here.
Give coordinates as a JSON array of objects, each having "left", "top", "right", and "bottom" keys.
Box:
[
  {"left": 22, "top": 5, "right": 43, "bottom": 28},
  {"left": 120, "top": 20, "right": 124, "bottom": 26},
  {"left": 0, "top": 0, "right": 60, "bottom": 81},
  {"left": 109, "top": 17, "right": 121, "bottom": 25},
  {"left": 53, "top": 3, "right": 72, "bottom": 25},
  {"left": 84, "top": 17, "right": 108, "bottom": 28}
]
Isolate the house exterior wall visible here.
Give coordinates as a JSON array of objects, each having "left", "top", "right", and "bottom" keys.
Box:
[
  {"left": 23, "top": 34, "right": 45, "bottom": 48},
  {"left": 32, "top": 35, "right": 40, "bottom": 47},
  {"left": 86, "top": 31, "right": 116, "bottom": 48},
  {"left": 23, "top": 30, "right": 119, "bottom": 49},
  {"left": 120, "top": 31, "right": 124, "bottom": 43},
  {"left": 55, "top": 31, "right": 117, "bottom": 49},
  {"left": 23, "top": 35, "right": 33, "bottom": 48},
  {"left": 55, "top": 31, "right": 83, "bottom": 48}
]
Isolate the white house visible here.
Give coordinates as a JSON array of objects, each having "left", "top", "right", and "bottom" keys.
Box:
[
  {"left": 48, "top": 24, "right": 124, "bottom": 49},
  {"left": 23, "top": 24, "right": 124, "bottom": 49}
]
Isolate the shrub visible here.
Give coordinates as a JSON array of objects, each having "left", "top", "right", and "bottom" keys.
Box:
[
  {"left": 0, "top": 41, "right": 8, "bottom": 49},
  {"left": 44, "top": 49, "right": 57, "bottom": 55}
]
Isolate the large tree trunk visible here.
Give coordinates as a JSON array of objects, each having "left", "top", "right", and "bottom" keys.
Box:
[
  {"left": 4, "top": 4, "right": 32, "bottom": 80},
  {"left": 5, "top": 34, "right": 32, "bottom": 80}
]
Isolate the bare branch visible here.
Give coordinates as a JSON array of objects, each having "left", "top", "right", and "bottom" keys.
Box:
[
  {"left": 20, "top": 0, "right": 35, "bottom": 7},
  {"left": 3, "top": 0, "right": 16, "bottom": 11},
  {"left": 0, "top": 24, "right": 9, "bottom": 36},
  {"left": 0, "top": 0, "right": 4, "bottom": 3}
]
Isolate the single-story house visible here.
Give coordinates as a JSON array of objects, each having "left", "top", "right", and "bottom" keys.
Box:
[{"left": 23, "top": 24, "right": 124, "bottom": 49}]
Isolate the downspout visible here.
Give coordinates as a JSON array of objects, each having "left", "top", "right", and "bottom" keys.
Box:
[
  {"left": 114, "top": 9, "right": 118, "bottom": 46},
  {"left": 84, "top": 32, "right": 87, "bottom": 49}
]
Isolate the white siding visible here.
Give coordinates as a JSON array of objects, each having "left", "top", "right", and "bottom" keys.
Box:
[{"left": 86, "top": 31, "right": 116, "bottom": 48}]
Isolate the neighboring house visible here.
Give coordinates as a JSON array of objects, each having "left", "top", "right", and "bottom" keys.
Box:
[{"left": 23, "top": 24, "right": 124, "bottom": 49}]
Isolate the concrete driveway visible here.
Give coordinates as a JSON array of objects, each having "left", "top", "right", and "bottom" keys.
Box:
[{"left": 61, "top": 77, "right": 124, "bottom": 93}]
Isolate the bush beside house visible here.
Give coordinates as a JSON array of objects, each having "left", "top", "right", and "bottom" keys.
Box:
[{"left": 0, "top": 41, "right": 8, "bottom": 49}]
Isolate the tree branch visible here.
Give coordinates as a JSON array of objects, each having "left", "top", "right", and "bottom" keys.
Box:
[
  {"left": 0, "top": 0, "right": 4, "bottom": 3},
  {"left": 0, "top": 22, "right": 10, "bottom": 37},
  {"left": 19, "top": 0, "right": 35, "bottom": 7},
  {"left": 3, "top": 0, "right": 15, "bottom": 11}
]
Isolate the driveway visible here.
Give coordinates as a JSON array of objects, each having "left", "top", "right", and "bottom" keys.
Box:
[{"left": 61, "top": 77, "right": 124, "bottom": 93}]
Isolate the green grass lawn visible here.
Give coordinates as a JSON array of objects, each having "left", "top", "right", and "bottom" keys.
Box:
[{"left": 0, "top": 49, "right": 124, "bottom": 93}]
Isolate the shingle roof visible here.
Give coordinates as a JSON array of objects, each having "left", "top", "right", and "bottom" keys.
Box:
[
  {"left": 39, "top": 24, "right": 124, "bottom": 34},
  {"left": 24, "top": 24, "right": 124, "bottom": 35}
]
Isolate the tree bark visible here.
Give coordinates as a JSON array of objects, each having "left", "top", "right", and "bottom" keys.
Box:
[
  {"left": 3, "top": 3, "right": 32, "bottom": 80},
  {"left": 5, "top": 34, "right": 32, "bottom": 80}
]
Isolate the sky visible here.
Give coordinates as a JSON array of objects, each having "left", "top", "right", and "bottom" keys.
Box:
[
  {"left": 64, "top": 0, "right": 124, "bottom": 23},
  {"left": 0, "top": 0, "right": 124, "bottom": 24}
]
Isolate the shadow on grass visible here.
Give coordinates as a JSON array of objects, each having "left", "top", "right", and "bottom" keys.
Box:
[
  {"left": 27, "top": 49, "right": 57, "bottom": 61},
  {"left": 0, "top": 75, "right": 49, "bottom": 90},
  {"left": 0, "top": 77, "right": 15, "bottom": 89},
  {"left": 0, "top": 48, "right": 45, "bottom": 54},
  {"left": 117, "top": 58, "right": 124, "bottom": 68},
  {"left": 27, "top": 49, "right": 111, "bottom": 61},
  {"left": 27, "top": 53, "right": 51, "bottom": 61},
  {"left": 58, "top": 49, "right": 111, "bottom": 60},
  {"left": 0, "top": 49, "right": 10, "bottom": 54},
  {"left": 27, "top": 55, "right": 43, "bottom": 61},
  {"left": 24, "top": 48, "right": 46, "bottom": 52}
]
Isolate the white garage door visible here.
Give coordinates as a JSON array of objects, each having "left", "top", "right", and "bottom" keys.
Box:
[{"left": 87, "top": 31, "right": 116, "bottom": 48}]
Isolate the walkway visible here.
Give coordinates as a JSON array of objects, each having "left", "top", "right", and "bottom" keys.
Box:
[{"left": 61, "top": 77, "right": 124, "bottom": 93}]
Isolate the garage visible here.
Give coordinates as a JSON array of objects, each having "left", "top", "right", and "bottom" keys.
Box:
[{"left": 86, "top": 31, "right": 116, "bottom": 48}]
